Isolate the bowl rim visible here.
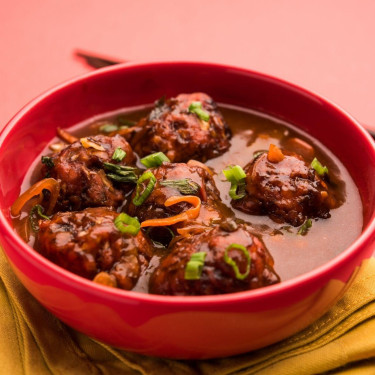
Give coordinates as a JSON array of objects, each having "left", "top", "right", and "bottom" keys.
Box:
[{"left": 1, "top": 60, "right": 375, "bottom": 306}]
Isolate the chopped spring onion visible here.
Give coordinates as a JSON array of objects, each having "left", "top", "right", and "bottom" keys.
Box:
[
  {"left": 80, "top": 137, "right": 105, "bottom": 151},
  {"left": 103, "top": 162, "right": 138, "bottom": 183},
  {"left": 140, "top": 152, "right": 170, "bottom": 168},
  {"left": 188, "top": 101, "right": 210, "bottom": 122},
  {"left": 222, "top": 165, "right": 247, "bottom": 200},
  {"left": 114, "top": 213, "right": 141, "bottom": 236},
  {"left": 311, "top": 158, "right": 329, "bottom": 176},
  {"left": 112, "top": 147, "right": 126, "bottom": 162},
  {"left": 160, "top": 178, "right": 200, "bottom": 195},
  {"left": 297, "top": 219, "right": 312, "bottom": 236},
  {"left": 29, "top": 204, "right": 51, "bottom": 232},
  {"left": 184, "top": 252, "right": 207, "bottom": 280},
  {"left": 41, "top": 156, "right": 54, "bottom": 168},
  {"left": 132, "top": 171, "right": 157, "bottom": 206},
  {"left": 99, "top": 124, "right": 119, "bottom": 133},
  {"left": 224, "top": 243, "right": 251, "bottom": 280},
  {"left": 117, "top": 116, "right": 136, "bottom": 127}
]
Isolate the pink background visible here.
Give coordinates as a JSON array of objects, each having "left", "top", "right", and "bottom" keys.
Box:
[{"left": 1, "top": 0, "right": 375, "bottom": 133}]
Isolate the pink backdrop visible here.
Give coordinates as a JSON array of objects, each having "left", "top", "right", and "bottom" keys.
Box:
[{"left": 1, "top": 0, "right": 375, "bottom": 133}]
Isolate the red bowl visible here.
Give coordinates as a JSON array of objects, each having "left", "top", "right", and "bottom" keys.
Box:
[{"left": 0, "top": 62, "right": 375, "bottom": 359}]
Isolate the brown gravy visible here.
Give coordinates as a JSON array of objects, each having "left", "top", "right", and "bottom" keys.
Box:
[{"left": 19, "top": 104, "right": 363, "bottom": 283}]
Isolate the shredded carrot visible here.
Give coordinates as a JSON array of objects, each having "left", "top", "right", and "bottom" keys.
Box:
[
  {"left": 140, "top": 195, "right": 201, "bottom": 228},
  {"left": 80, "top": 137, "right": 105, "bottom": 151},
  {"left": 57, "top": 127, "right": 78, "bottom": 144},
  {"left": 267, "top": 144, "right": 285, "bottom": 163},
  {"left": 11, "top": 178, "right": 60, "bottom": 216}
]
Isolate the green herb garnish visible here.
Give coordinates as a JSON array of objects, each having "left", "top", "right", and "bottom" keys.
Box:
[
  {"left": 311, "top": 158, "right": 328, "bottom": 176},
  {"left": 132, "top": 171, "right": 157, "bottom": 206},
  {"left": 103, "top": 162, "right": 138, "bottom": 183},
  {"left": 160, "top": 178, "right": 200, "bottom": 195},
  {"left": 140, "top": 152, "right": 170, "bottom": 168},
  {"left": 114, "top": 213, "right": 140, "bottom": 236},
  {"left": 223, "top": 165, "right": 247, "bottom": 200},
  {"left": 188, "top": 101, "right": 210, "bottom": 122},
  {"left": 184, "top": 252, "right": 207, "bottom": 280},
  {"left": 112, "top": 147, "right": 126, "bottom": 162},
  {"left": 29, "top": 204, "right": 51, "bottom": 232},
  {"left": 99, "top": 124, "right": 119, "bottom": 133},
  {"left": 117, "top": 116, "right": 136, "bottom": 127},
  {"left": 41, "top": 156, "right": 54, "bottom": 168},
  {"left": 224, "top": 243, "right": 251, "bottom": 280},
  {"left": 297, "top": 219, "right": 312, "bottom": 236}
]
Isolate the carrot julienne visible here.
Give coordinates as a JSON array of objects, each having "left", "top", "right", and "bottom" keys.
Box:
[
  {"left": 11, "top": 178, "right": 60, "bottom": 216},
  {"left": 57, "top": 127, "right": 78, "bottom": 144},
  {"left": 140, "top": 195, "right": 201, "bottom": 228}
]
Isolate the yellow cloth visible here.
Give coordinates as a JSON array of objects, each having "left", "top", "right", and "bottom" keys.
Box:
[{"left": 1, "top": 247, "right": 375, "bottom": 375}]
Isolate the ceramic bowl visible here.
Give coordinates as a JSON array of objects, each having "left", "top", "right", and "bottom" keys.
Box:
[{"left": 0, "top": 62, "right": 374, "bottom": 359}]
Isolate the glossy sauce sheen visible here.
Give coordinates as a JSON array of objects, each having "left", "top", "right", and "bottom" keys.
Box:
[{"left": 20, "top": 104, "right": 363, "bottom": 283}]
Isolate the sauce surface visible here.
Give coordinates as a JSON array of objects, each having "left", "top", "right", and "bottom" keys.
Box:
[{"left": 18, "top": 103, "right": 363, "bottom": 283}]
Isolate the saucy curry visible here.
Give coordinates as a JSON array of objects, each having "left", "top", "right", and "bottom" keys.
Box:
[{"left": 11, "top": 93, "right": 363, "bottom": 294}]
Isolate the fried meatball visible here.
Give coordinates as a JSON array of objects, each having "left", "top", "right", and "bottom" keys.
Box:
[
  {"left": 149, "top": 225, "right": 280, "bottom": 296},
  {"left": 127, "top": 161, "right": 233, "bottom": 227},
  {"left": 232, "top": 147, "right": 335, "bottom": 226},
  {"left": 37, "top": 207, "right": 153, "bottom": 289},
  {"left": 125, "top": 93, "right": 231, "bottom": 162},
  {"left": 44, "top": 134, "right": 136, "bottom": 211}
]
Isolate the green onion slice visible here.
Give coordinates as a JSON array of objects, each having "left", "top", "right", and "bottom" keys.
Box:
[
  {"left": 184, "top": 252, "right": 207, "bottom": 280},
  {"left": 140, "top": 152, "right": 170, "bottom": 168},
  {"left": 112, "top": 147, "right": 126, "bottom": 162},
  {"left": 29, "top": 204, "right": 51, "bottom": 232},
  {"left": 188, "top": 101, "right": 210, "bottom": 122},
  {"left": 99, "top": 124, "right": 119, "bottom": 133},
  {"left": 311, "top": 158, "right": 329, "bottom": 176},
  {"left": 222, "top": 165, "right": 247, "bottom": 200},
  {"left": 114, "top": 213, "right": 140, "bottom": 236},
  {"left": 224, "top": 243, "right": 251, "bottom": 280},
  {"left": 41, "top": 156, "right": 54, "bottom": 168},
  {"left": 103, "top": 162, "right": 138, "bottom": 183},
  {"left": 160, "top": 178, "right": 200, "bottom": 195},
  {"left": 117, "top": 116, "right": 136, "bottom": 127},
  {"left": 132, "top": 171, "right": 157, "bottom": 206},
  {"left": 297, "top": 218, "right": 312, "bottom": 236}
]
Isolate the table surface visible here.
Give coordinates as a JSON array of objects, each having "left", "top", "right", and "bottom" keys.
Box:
[{"left": 1, "top": 0, "right": 375, "bottom": 133}]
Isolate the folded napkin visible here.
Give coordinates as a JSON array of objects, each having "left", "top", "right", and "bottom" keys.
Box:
[{"left": 1, "top": 247, "right": 375, "bottom": 375}]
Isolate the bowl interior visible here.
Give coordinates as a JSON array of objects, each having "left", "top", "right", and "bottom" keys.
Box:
[
  {"left": 1, "top": 62, "right": 375, "bottom": 229},
  {"left": 1, "top": 62, "right": 375, "bottom": 358},
  {"left": 1, "top": 61, "right": 375, "bottom": 302}
]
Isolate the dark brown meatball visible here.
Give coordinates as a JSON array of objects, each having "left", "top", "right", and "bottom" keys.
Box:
[
  {"left": 232, "top": 148, "right": 335, "bottom": 226},
  {"left": 127, "top": 161, "right": 233, "bottom": 227},
  {"left": 149, "top": 225, "right": 280, "bottom": 296},
  {"left": 125, "top": 93, "right": 231, "bottom": 162},
  {"left": 44, "top": 134, "right": 136, "bottom": 211},
  {"left": 37, "top": 207, "right": 153, "bottom": 289}
]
